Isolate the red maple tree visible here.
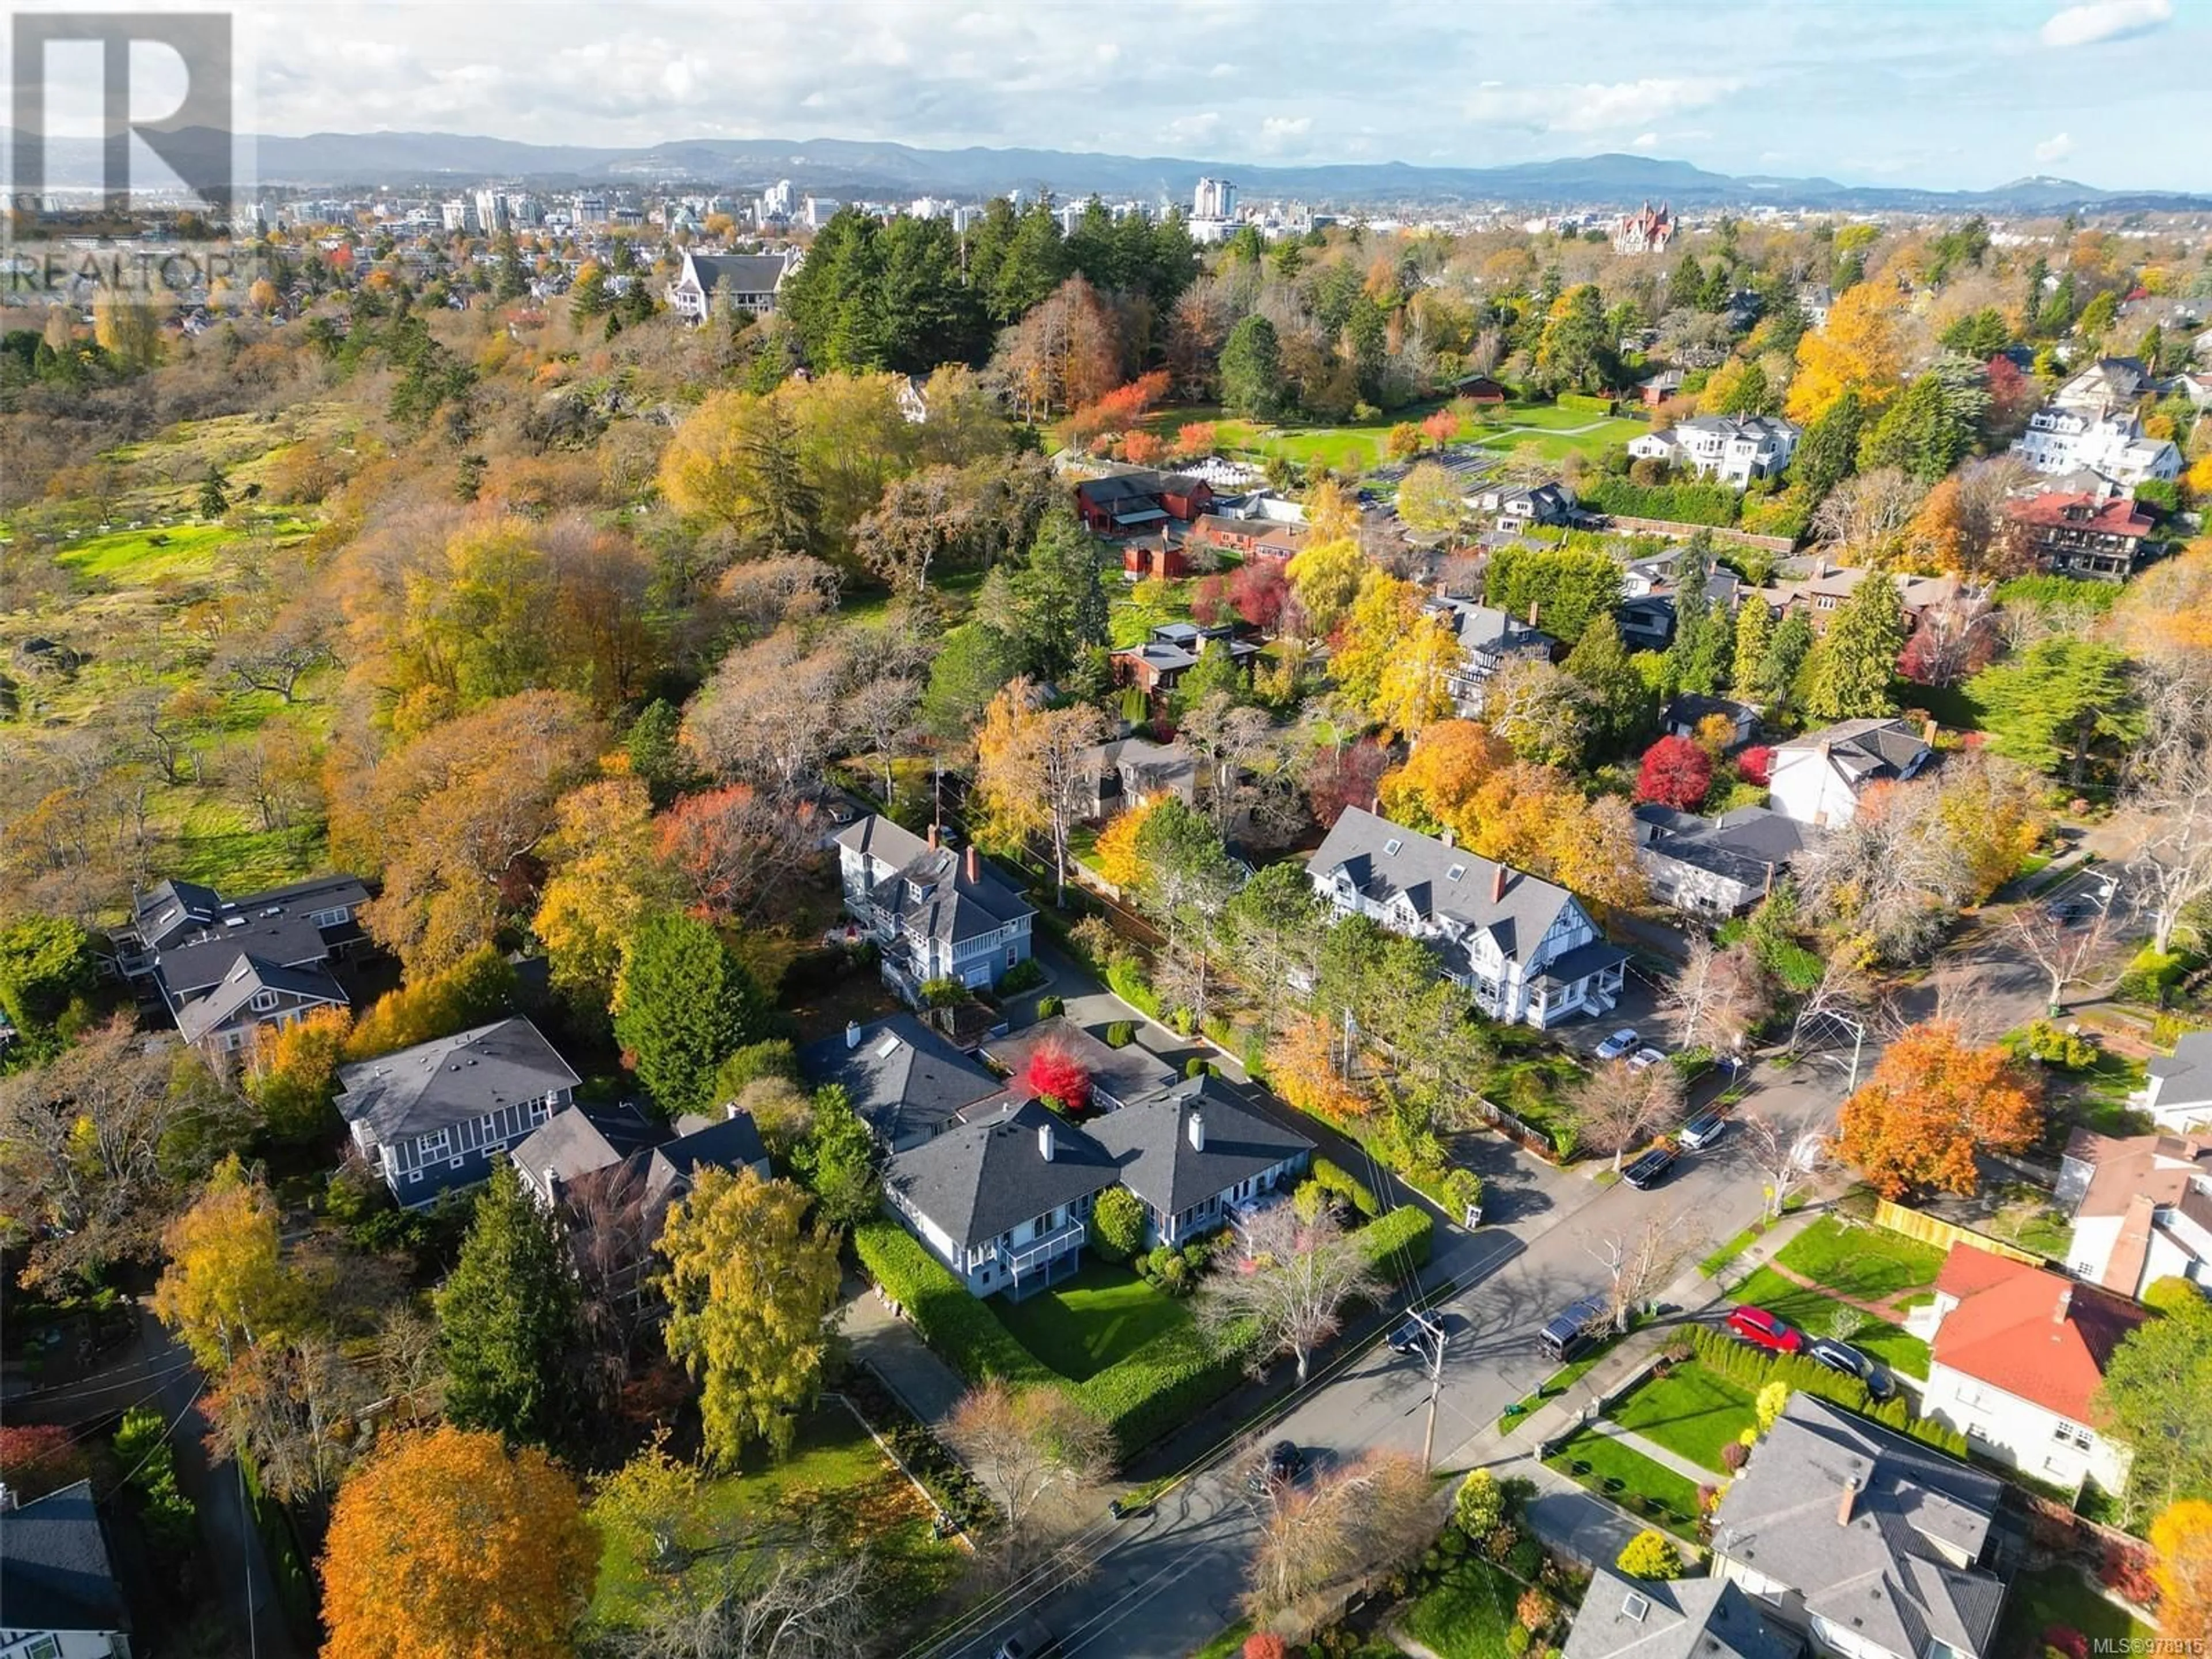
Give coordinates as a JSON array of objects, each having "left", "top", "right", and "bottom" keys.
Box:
[
  {"left": 1120, "top": 430, "right": 1166, "bottom": 465},
  {"left": 1635, "top": 735, "right": 1714, "bottom": 810},
  {"left": 1025, "top": 1041, "right": 1093, "bottom": 1113},
  {"left": 1190, "top": 574, "right": 1230, "bottom": 625},
  {"left": 1229, "top": 560, "right": 1289, "bottom": 629},
  {"left": 1736, "top": 745, "right": 1774, "bottom": 786}
]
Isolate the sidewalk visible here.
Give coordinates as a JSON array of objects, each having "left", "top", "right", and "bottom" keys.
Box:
[{"left": 1581, "top": 1419, "right": 1712, "bottom": 1486}]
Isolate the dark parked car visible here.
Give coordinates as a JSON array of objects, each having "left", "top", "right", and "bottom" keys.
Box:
[
  {"left": 1623, "top": 1145, "right": 1679, "bottom": 1189},
  {"left": 1680, "top": 1109, "right": 1728, "bottom": 1150},
  {"left": 1388, "top": 1316, "right": 1431, "bottom": 1355},
  {"left": 1247, "top": 1440, "right": 1304, "bottom": 1493},
  {"left": 1540, "top": 1294, "right": 1612, "bottom": 1362},
  {"left": 1725, "top": 1304, "right": 1805, "bottom": 1354},
  {"left": 1806, "top": 1337, "right": 1894, "bottom": 1399}
]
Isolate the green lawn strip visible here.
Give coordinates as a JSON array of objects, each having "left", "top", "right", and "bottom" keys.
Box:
[
  {"left": 588, "top": 1405, "right": 962, "bottom": 1630},
  {"left": 1606, "top": 1364, "right": 1758, "bottom": 1472},
  {"left": 1403, "top": 1554, "right": 1528, "bottom": 1659},
  {"left": 1496, "top": 1340, "right": 1619, "bottom": 1434},
  {"left": 1993, "top": 1563, "right": 2151, "bottom": 1659},
  {"left": 1729, "top": 1264, "right": 1930, "bottom": 1380},
  {"left": 994, "top": 1259, "right": 1196, "bottom": 1382},
  {"left": 1544, "top": 1427, "right": 1703, "bottom": 1539},
  {"left": 1774, "top": 1215, "right": 1944, "bottom": 1303},
  {"left": 1700, "top": 1223, "right": 1763, "bottom": 1279},
  {"left": 1469, "top": 418, "right": 1646, "bottom": 461},
  {"left": 1188, "top": 1619, "right": 1255, "bottom": 1659}
]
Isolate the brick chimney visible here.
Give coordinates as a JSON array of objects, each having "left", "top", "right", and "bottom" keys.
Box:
[
  {"left": 2054, "top": 1285, "right": 2073, "bottom": 1324},
  {"left": 927, "top": 823, "right": 939, "bottom": 850},
  {"left": 964, "top": 844, "right": 980, "bottom": 884},
  {"left": 1490, "top": 864, "right": 1507, "bottom": 905},
  {"left": 1038, "top": 1119, "right": 1055, "bottom": 1162},
  {"left": 1838, "top": 1473, "right": 1861, "bottom": 1527}
]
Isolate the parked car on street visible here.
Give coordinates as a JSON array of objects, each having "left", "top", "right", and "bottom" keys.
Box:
[
  {"left": 1806, "top": 1337, "right": 1894, "bottom": 1399},
  {"left": 1540, "top": 1294, "right": 1612, "bottom": 1362},
  {"left": 993, "top": 1619, "right": 1058, "bottom": 1659},
  {"left": 1725, "top": 1304, "right": 1805, "bottom": 1354},
  {"left": 1595, "top": 1028, "right": 1639, "bottom": 1060},
  {"left": 1247, "top": 1440, "right": 1305, "bottom": 1493},
  {"left": 1627, "top": 1046, "right": 1667, "bottom": 1071},
  {"left": 1623, "top": 1145, "right": 1678, "bottom": 1188},
  {"left": 1679, "top": 1109, "right": 1728, "bottom": 1150}
]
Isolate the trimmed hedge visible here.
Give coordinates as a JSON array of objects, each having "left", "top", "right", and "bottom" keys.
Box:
[
  {"left": 1106, "top": 959, "right": 1162, "bottom": 1019},
  {"left": 1355, "top": 1205, "right": 1434, "bottom": 1281},
  {"left": 1556, "top": 392, "right": 1615, "bottom": 416},
  {"left": 1312, "top": 1157, "right": 1381, "bottom": 1219},
  {"left": 853, "top": 1219, "right": 1051, "bottom": 1387},
  {"left": 1582, "top": 476, "right": 1741, "bottom": 528},
  {"left": 1686, "top": 1326, "right": 1967, "bottom": 1457}
]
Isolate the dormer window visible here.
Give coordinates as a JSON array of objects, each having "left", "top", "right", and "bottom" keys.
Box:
[{"left": 251, "top": 990, "right": 278, "bottom": 1012}]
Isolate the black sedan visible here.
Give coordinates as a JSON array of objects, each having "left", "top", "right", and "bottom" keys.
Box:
[
  {"left": 1246, "top": 1440, "right": 1305, "bottom": 1493},
  {"left": 1623, "top": 1145, "right": 1679, "bottom": 1190},
  {"left": 1806, "top": 1337, "right": 1895, "bottom": 1400}
]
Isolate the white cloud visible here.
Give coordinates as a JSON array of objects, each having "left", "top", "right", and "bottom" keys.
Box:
[
  {"left": 1258, "top": 115, "right": 1312, "bottom": 151},
  {"left": 2040, "top": 0, "right": 2172, "bottom": 47},
  {"left": 1631, "top": 132, "right": 1659, "bottom": 150},
  {"left": 2035, "top": 131, "right": 2076, "bottom": 162},
  {"left": 1165, "top": 111, "right": 1222, "bottom": 146},
  {"left": 1466, "top": 77, "right": 1740, "bottom": 135}
]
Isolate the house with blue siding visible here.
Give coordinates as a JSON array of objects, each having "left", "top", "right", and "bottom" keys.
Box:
[
  {"left": 832, "top": 816, "right": 1036, "bottom": 1000},
  {"left": 336, "top": 1017, "right": 579, "bottom": 1208}
]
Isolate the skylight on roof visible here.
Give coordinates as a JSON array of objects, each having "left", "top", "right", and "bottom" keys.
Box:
[
  {"left": 1623, "top": 1592, "right": 1651, "bottom": 1623},
  {"left": 1384, "top": 838, "right": 1403, "bottom": 855},
  {"left": 1446, "top": 863, "right": 1466, "bottom": 882}
]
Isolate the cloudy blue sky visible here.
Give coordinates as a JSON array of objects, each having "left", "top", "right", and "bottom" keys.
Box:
[{"left": 19, "top": 0, "right": 2212, "bottom": 192}]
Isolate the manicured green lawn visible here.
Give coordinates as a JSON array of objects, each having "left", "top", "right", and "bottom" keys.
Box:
[
  {"left": 995, "top": 1260, "right": 1196, "bottom": 1382},
  {"left": 1545, "top": 1428, "right": 1703, "bottom": 1539},
  {"left": 1774, "top": 1217, "right": 1944, "bottom": 1303},
  {"left": 1471, "top": 416, "right": 1647, "bottom": 461},
  {"left": 1729, "top": 1265, "right": 1931, "bottom": 1380},
  {"left": 589, "top": 1405, "right": 963, "bottom": 1631},
  {"left": 1700, "top": 1223, "right": 1764, "bottom": 1279},
  {"left": 1403, "top": 1555, "right": 1528, "bottom": 1659},
  {"left": 1188, "top": 1620, "right": 1255, "bottom": 1659},
  {"left": 1993, "top": 1563, "right": 2152, "bottom": 1659},
  {"left": 1497, "top": 1334, "right": 1623, "bottom": 1433},
  {"left": 1608, "top": 1364, "right": 1757, "bottom": 1472},
  {"left": 55, "top": 515, "right": 316, "bottom": 582}
]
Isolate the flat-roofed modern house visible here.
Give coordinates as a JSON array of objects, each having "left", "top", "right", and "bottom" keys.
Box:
[
  {"left": 832, "top": 816, "right": 1036, "bottom": 999},
  {"left": 1711, "top": 1394, "right": 2007, "bottom": 1659},
  {"left": 1306, "top": 806, "right": 1627, "bottom": 1028},
  {"left": 336, "top": 1018, "right": 580, "bottom": 1208}
]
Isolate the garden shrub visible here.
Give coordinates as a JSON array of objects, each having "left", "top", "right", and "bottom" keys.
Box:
[
  {"left": 1035, "top": 994, "right": 1064, "bottom": 1018},
  {"left": 2151, "top": 1012, "right": 2208, "bottom": 1050},
  {"left": 1184, "top": 1057, "right": 1214, "bottom": 1079},
  {"left": 1105, "top": 1020, "right": 1137, "bottom": 1048},
  {"left": 1353, "top": 1206, "right": 1433, "bottom": 1283},
  {"left": 1106, "top": 959, "right": 1162, "bottom": 1018},
  {"left": 995, "top": 958, "right": 1047, "bottom": 995},
  {"left": 1616, "top": 1529, "right": 1683, "bottom": 1581},
  {"left": 2013, "top": 1019, "right": 2099, "bottom": 1070},
  {"left": 1311, "top": 1157, "right": 1380, "bottom": 1218},
  {"left": 918, "top": 975, "right": 968, "bottom": 1007},
  {"left": 1455, "top": 1469, "right": 1505, "bottom": 1536},
  {"left": 1506, "top": 1626, "right": 1533, "bottom": 1656},
  {"left": 2118, "top": 946, "right": 2193, "bottom": 1005},
  {"left": 1090, "top": 1187, "right": 1147, "bottom": 1263}
]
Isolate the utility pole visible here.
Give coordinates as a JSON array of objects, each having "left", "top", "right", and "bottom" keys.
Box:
[{"left": 1414, "top": 1310, "right": 1448, "bottom": 1472}]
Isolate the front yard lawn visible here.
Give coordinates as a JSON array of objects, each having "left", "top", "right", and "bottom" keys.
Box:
[
  {"left": 1544, "top": 1427, "right": 1703, "bottom": 1539},
  {"left": 1607, "top": 1364, "right": 1757, "bottom": 1473},
  {"left": 1774, "top": 1216, "right": 1944, "bottom": 1304},
  {"left": 994, "top": 1260, "right": 1195, "bottom": 1382},
  {"left": 1402, "top": 1555, "right": 1529, "bottom": 1659},
  {"left": 1497, "top": 1330, "right": 1627, "bottom": 1433},
  {"left": 1993, "top": 1563, "right": 2152, "bottom": 1659},
  {"left": 589, "top": 1404, "right": 963, "bottom": 1633},
  {"left": 1728, "top": 1265, "right": 1930, "bottom": 1380}
]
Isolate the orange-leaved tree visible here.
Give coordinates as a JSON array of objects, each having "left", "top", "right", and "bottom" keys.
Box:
[
  {"left": 1377, "top": 720, "right": 1514, "bottom": 842},
  {"left": 320, "top": 1425, "right": 598, "bottom": 1659},
  {"left": 1268, "top": 1015, "right": 1372, "bottom": 1122},
  {"left": 2152, "top": 1499, "right": 2212, "bottom": 1645},
  {"left": 1093, "top": 799, "right": 1158, "bottom": 891},
  {"left": 1785, "top": 283, "right": 1906, "bottom": 425},
  {"left": 1836, "top": 1020, "right": 2042, "bottom": 1198}
]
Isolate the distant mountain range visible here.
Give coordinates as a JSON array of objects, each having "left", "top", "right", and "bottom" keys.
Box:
[{"left": 20, "top": 130, "right": 2212, "bottom": 214}]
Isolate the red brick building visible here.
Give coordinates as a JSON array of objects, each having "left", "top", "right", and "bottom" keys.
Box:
[
  {"left": 1188, "top": 513, "right": 1312, "bottom": 562},
  {"left": 1074, "top": 469, "right": 1216, "bottom": 535}
]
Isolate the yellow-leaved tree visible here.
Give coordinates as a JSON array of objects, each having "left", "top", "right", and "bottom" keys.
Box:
[
  {"left": 1331, "top": 572, "right": 1424, "bottom": 710},
  {"left": 150, "top": 1155, "right": 294, "bottom": 1371},
  {"left": 1093, "top": 800, "right": 1160, "bottom": 891},
  {"left": 657, "top": 1168, "right": 843, "bottom": 1466},
  {"left": 1377, "top": 720, "right": 1515, "bottom": 840},
  {"left": 320, "top": 1426, "right": 599, "bottom": 1659},
  {"left": 1284, "top": 537, "right": 1367, "bottom": 638},
  {"left": 1371, "top": 609, "right": 1461, "bottom": 740},
  {"left": 532, "top": 775, "right": 666, "bottom": 1009},
  {"left": 1785, "top": 283, "right": 1906, "bottom": 425}
]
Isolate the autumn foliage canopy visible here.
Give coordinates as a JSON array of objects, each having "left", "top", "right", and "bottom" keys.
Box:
[
  {"left": 1635, "top": 735, "right": 1715, "bottom": 811},
  {"left": 1025, "top": 1041, "right": 1094, "bottom": 1112},
  {"left": 1836, "top": 1020, "right": 2041, "bottom": 1198}
]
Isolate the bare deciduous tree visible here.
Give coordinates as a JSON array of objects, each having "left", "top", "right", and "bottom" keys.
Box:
[
  {"left": 2002, "top": 896, "right": 2118, "bottom": 1012},
  {"left": 1587, "top": 1207, "right": 1703, "bottom": 1333},
  {"left": 1198, "top": 1207, "right": 1385, "bottom": 1384},
  {"left": 942, "top": 1379, "right": 1110, "bottom": 1577},
  {"left": 681, "top": 627, "right": 850, "bottom": 798},
  {"left": 1247, "top": 1449, "right": 1435, "bottom": 1624},
  {"left": 1738, "top": 1110, "right": 1831, "bottom": 1222},
  {"left": 1663, "top": 938, "right": 1770, "bottom": 1056},
  {"left": 616, "top": 1516, "right": 873, "bottom": 1659},
  {"left": 1567, "top": 1059, "right": 1685, "bottom": 1174},
  {"left": 1796, "top": 779, "right": 1975, "bottom": 964},
  {"left": 2120, "top": 736, "right": 2212, "bottom": 958}
]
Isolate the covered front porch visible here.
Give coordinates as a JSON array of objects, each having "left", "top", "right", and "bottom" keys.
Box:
[{"left": 1527, "top": 942, "right": 1631, "bottom": 1029}]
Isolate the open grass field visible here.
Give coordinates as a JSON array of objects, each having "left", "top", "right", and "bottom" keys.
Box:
[
  {"left": 1402, "top": 1556, "right": 1530, "bottom": 1659},
  {"left": 1607, "top": 1363, "right": 1757, "bottom": 1472},
  {"left": 1544, "top": 1426, "right": 1704, "bottom": 1538},
  {"left": 1773, "top": 1216, "right": 1945, "bottom": 1304},
  {"left": 588, "top": 1403, "right": 965, "bottom": 1631},
  {"left": 1134, "top": 398, "right": 1646, "bottom": 479},
  {"left": 1728, "top": 1264, "right": 1931, "bottom": 1380},
  {"left": 994, "top": 1260, "right": 1196, "bottom": 1382},
  {"left": 1469, "top": 416, "right": 1647, "bottom": 462}
]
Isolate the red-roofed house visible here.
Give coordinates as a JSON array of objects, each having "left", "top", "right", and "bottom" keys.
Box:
[
  {"left": 2056, "top": 1128, "right": 2212, "bottom": 1298},
  {"left": 1917, "top": 1244, "right": 2147, "bottom": 1494},
  {"left": 2002, "top": 491, "right": 2157, "bottom": 582}
]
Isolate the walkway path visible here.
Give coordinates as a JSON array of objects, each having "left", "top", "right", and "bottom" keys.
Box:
[
  {"left": 841, "top": 1277, "right": 969, "bottom": 1426},
  {"left": 1580, "top": 1419, "right": 1716, "bottom": 1487}
]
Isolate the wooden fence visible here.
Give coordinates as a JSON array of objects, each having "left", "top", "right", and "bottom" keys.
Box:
[{"left": 1872, "top": 1198, "right": 2041, "bottom": 1266}]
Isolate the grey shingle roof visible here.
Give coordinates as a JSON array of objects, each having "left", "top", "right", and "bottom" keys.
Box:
[
  {"left": 1634, "top": 804, "right": 1810, "bottom": 892},
  {"left": 885, "top": 1099, "right": 1120, "bottom": 1250},
  {"left": 834, "top": 816, "right": 1035, "bottom": 949},
  {"left": 1778, "top": 718, "right": 1932, "bottom": 786},
  {"left": 511, "top": 1101, "right": 651, "bottom": 1195},
  {"left": 1308, "top": 806, "right": 1582, "bottom": 971},
  {"left": 1564, "top": 1564, "right": 1800, "bottom": 1659},
  {"left": 685, "top": 252, "right": 792, "bottom": 295},
  {"left": 656, "top": 1112, "right": 769, "bottom": 1183},
  {"left": 0, "top": 1478, "right": 128, "bottom": 1637},
  {"left": 800, "top": 1014, "right": 1004, "bottom": 1146},
  {"left": 173, "top": 953, "right": 346, "bottom": 1043},
  {"left": 1715, "top": 1395, "right": 2005, "bottom": 1659},
  {"left": 1088, "top": 1073, "right": 1312, "bottom": 1220},
  {"left": 155, "top": 912, "right": 332, "bottom": 996},
  {"left": 336, "top": 1018, "right": 579, "bottom": 1141},
  {"left": 2149, "top": 1031, "right": 2212, "bottom": 1100},
  {"left": 1427, "top": 597, "right": 1555, "bottom": 657}
]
